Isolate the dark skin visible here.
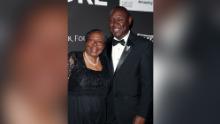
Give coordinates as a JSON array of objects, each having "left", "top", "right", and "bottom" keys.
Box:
[
  {"left": 109, "top": 8, "right": 146, "bottom": 124},
  {"left": 109, "top": 8, "right": 132, "bottom": 40},
  {"left": 84, "top": 31, "right": 105, "bottom": 71}
]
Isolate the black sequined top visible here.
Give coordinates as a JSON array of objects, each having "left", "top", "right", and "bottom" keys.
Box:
[{"left": 68, "top": 52, "right": 111, "bottom": 124}]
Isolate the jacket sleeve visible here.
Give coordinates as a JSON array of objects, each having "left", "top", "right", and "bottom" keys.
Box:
[{"left": 136, "top": 40, "right": 153, "bottom": 120}]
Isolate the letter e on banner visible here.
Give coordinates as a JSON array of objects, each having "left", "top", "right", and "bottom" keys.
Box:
[{"left": 95, "top": 0, "right": 107, "bottom": 6}]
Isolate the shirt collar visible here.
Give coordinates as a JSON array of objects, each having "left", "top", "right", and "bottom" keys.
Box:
[{"left": 113, "top": 30, "right": 130, "bottom": 44}]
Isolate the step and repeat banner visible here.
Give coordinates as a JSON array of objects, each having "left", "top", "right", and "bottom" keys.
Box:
[{"left": 68, "top": 0, "right": 153, "bottom": 52}]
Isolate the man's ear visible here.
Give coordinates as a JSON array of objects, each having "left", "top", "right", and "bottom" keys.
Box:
[{"left": 128, "top": 16, "right": 133, "bottom": 25}]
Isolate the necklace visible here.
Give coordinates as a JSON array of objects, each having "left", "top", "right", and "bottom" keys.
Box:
[{"left": 83, "top": 52, "right": 99, "bottom": 66}]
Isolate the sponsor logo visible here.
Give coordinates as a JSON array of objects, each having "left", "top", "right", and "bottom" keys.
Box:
[
  {"left": 68, "top": 0, "right": 108, "bottom": 6},
  {"left": 120, "top": 0, "right": 153, "bottom": 12},
  {"left": 137, "top": 33, "right": 153, "bottom": 41},
  {"left": 138, "top": 0, "right": 153, "bottom": 5}
]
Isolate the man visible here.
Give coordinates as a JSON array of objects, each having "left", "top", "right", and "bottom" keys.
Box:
[{"left": 106, "top": 6, "right": 153, "bottom": 124}]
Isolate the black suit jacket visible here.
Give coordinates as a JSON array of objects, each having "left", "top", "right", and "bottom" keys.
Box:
[{"left": 105, "top": 32, "right": 153, "bottom": 124}]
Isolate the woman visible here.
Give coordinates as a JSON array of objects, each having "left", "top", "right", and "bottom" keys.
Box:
[{"left": 68, "top": 29, "right": 111, "bottom": 124}]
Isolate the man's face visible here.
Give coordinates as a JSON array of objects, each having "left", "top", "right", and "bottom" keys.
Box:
[{"left": 109, "top": 9, "right": 132, "bottom": 39}]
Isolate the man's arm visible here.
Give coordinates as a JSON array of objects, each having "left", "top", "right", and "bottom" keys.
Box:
[{"left": 135, "top": 40, "right": 153, "bottom": 124}]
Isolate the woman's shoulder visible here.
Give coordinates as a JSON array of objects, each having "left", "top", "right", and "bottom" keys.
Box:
[
  {"left": 68, "top": 51, "right": 82, "bottom": 59},
  {"left": 69, "top": 51, "right": 83, "bottom": 60},
  {"left": 68, "top": 52, "right": 84, "bottom": 78},
  {"left": 68, "top": 52, "right": 83, "bottom": 68}
]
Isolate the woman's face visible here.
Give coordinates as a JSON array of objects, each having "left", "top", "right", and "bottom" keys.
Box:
[{"left": 85, "top": 32, "right": 105, "bottom": 57}]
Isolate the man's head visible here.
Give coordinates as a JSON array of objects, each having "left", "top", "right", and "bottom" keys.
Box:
[{"left": 109, "top": 6, "right": 132, "bottom": 40}]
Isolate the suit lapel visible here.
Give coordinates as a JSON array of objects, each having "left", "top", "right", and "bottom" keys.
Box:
[{"left": 114, "top": 33, "right": 135, "bottom": 74}]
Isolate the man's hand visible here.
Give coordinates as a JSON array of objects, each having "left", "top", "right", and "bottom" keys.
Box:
[{"left": 133, "top": 115, "right": 145, "bottom": 124}]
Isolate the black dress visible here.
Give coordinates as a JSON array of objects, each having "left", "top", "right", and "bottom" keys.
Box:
[{"left": 68, "top": 52, "right": 111, "bottom": 124}]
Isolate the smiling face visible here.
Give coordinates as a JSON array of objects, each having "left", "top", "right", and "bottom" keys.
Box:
[
  {"left": 85, "top": 31, "right": 105, "bottom": 57},
  {"left": 109, "top": 8, "right": 132, "bottom": 39}
]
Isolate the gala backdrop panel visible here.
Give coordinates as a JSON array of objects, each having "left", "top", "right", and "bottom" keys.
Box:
[{"left": 68, "top": 0, "right": 153, "bottom": 52}]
